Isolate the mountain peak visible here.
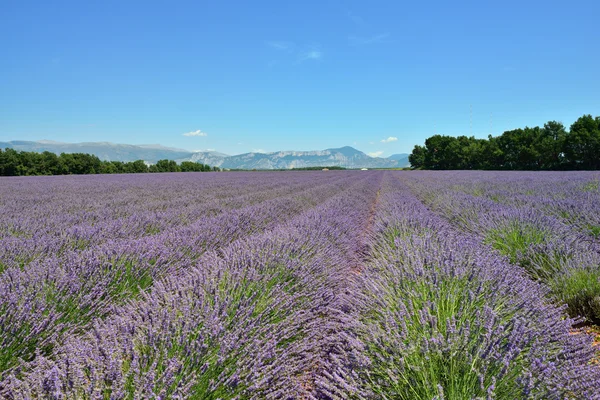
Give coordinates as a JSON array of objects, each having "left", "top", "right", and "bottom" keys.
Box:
[
  {"left": 0, "top": 140, "right": 411, "bottom": 169},
  {"left": 387, "top": 153, "right": 410, "bottom": 161},
  {"left": 326, "top": 146, "right": 363, "bottom": 156}
]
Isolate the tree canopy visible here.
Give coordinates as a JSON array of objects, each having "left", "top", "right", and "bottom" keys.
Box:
[
  {"left": 0, "top": 149, "right": 220, "bottom": 176},
  {"left": 409, "top": 114, "right": 600, "bottom": 170}
]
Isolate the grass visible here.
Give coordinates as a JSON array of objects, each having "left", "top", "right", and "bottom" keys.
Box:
[
  {"left": 587, "top": 224, "right": 600, "bottom": 239},
  {"left": 0, "top": 259, "right": 155, "bottom": 377},
  {"left": 484, "top": 221, "right": 568, "bottom": 282},
  {"left": 0, "top": 318, "right": 34, "bottom": 375},
  {"left": 0, "top": 282, "right": 96, "bottom": 375},
  {"left": 0, "top": 286, "right": 84, "bottom": 374},
  {"left": 550, "top": 268, "right": 600, "bottom": 325},
  {"left": 485, "top": 222, "right": 546, "bottom": 265},
  {"left": 107, "top": 260, "right": 155, "bottom": 304},
  {"left": 485, "top": 221, "right": 600, "bottom": 324},
  {"left": 582, "top": 180, "right": 599, "bottom": 192},
  {"left": 144, "top": 223, "right": 162, "bottom": 235},
  {"left": 381, "top": 224, "right": 434, "bottom": 248},
  {"left": 364, "top": 272, "right": 532, "bottom": 400},
  {"left": 108, "top": 255, "right": 309, "bottom": 399},
  {"left": 186, "top": 254, "right": 315, "bottom": 398}
]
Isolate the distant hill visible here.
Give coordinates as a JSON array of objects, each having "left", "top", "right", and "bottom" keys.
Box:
[
  {"left": 192, "top": 146, "right": 399, "bottom": 169},
  {"left": 0, "top": 141, "right": 407, "bottom": 169},
  {"left": 0, "top": 140, "right": 196, "bottom": 163},
  {"left": 387, "top": 153, "right": 411, "bottom": 168}
]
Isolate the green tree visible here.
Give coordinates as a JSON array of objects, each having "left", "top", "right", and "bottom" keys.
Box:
[
  {"left": 127, "top": 160, "right": 149, "bottom": 173},
  {"left": 98, "top": 161, "right": 118, "bottom": 174},
  {"left": 40, "top": 151, "right": 63, "bottom": 175},
  {"left": 422, "top": 135, "right": 463, "bottom": 169},
  {"left": 152, "top": 159, "right": 180, "bottom": 172},
  {"left": 180, "top": 161, "right": 204, "bottom": 172},
  {"left": 536, "top": 121, "right": 567, "bottom": 170},
  {"left": 564, "top": 115, "right": 600, "bottom": 169},
  {"left": 409, "top": 145, "right": 426, "bottom": 169},
  {"left": 0, "top": 148, "right": 20, "bottom": 176},
  {"left": 59, "top": 153, "right": 102, "bottom": 174}
]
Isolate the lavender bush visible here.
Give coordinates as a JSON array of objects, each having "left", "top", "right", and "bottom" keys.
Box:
[
  {"left": 356, "top": 179, "right": 599, "bottom": 399},
  {"left": 1, "top": 171, "right": 599, "bottom": 399},
  {"left": 403, "top": 171, "right": 600, "bottom": 324}
]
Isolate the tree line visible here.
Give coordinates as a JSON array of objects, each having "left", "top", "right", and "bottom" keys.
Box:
[
  {"left": 0, "top": 148, "right": 220, "bottom": 176},
  {"left": 409, "top": 114, "right": 600, "bottom": 170}
]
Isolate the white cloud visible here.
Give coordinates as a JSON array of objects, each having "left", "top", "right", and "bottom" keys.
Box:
[
  {"left": 346, "top": 11, "right": 366, "bottom": 27},
  {"left": 183, "top": 130, "right": 208, "bottom": 137},
  {"left": 267, "top": 41, "right": 323, "bottom": 64},
  {"left": 267, "top": 41, "right": 293, "bottom": 51},
  {"left": 252, "top": 149, "right": 267, "bottom": 153},
  {"left": 349, "top": 33, "right": 391, "bottom": 46},
  {"left": 300, "top": 50, "right": 322, "bottom": 61},
  {"left": 381, "top": 136, "right": 398, "bottom": 143},
  {"left": 367, "top": 151, "right": 384, "bottom": 158}
]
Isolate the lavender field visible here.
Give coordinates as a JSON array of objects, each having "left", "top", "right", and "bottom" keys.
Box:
[{"left": 1, "top": 171, "right": 599, "bottom": 399}]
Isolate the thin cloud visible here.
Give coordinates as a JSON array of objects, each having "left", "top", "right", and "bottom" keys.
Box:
[
  {"left": 266, "top": 41, "right": 323, "bottom": 64},
  {"left": 367, "top": 151, "right": 384, "bottom": 157},
  {"left": 347, "top": 10, "right": 366, "bottom": 27},
  {"left": 267, "top": 41, "right": 293, "bottom": 51},
  {"left": 183, "top": 130, "right": 208, "bottom": 137},
  {"left": 349, "top": 33, "right": 391, "bottom": 45},
  {"left": 381, "top": 136, "right": 398, "bottom": 143},
  {"left": 252, "top": 149, "right": 267, "bottom": 153},
  {"left": 300, "top": 50, "right": 322, "bottom": 61}
]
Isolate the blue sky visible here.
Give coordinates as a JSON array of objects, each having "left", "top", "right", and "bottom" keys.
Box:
[{"left": 1, "top": 0, "right": 599, "bottom": 156}]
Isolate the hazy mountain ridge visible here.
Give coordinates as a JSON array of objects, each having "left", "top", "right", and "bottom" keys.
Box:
[
  {"left": 186, "top": 145, "right": 407, "bottom": 169},
  {"left": 387, "top": 153, "right": 410, "bottom": 161},
  {"left": 0, "top": 141, "right": 411, "bottom": 169},
  {"left": 0, "top": 140, "right": 196, "bottom": 163}
]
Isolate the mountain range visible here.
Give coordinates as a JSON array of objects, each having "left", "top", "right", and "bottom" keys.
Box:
[{"left": 0, "top": 140, "right": 410, "bottom": 169}]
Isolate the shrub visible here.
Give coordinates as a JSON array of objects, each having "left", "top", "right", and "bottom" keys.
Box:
[{"left": 550, "top": 268, "right": 600, "bottom": 324}]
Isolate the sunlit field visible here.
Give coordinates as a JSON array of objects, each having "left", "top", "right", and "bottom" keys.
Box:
[{"left": 1, "top": 171, "right": 599, "bottom": 399}]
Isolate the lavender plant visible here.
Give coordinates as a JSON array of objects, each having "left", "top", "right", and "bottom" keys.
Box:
[
  {"left": 1, "top": 171, "right": 599, "bottom": 399},
  {"left": 403, "top": 171, "right": 600, "bottom": 324},
  {"left": 355, "top": 180, "right": 600, "bottom": 399}
]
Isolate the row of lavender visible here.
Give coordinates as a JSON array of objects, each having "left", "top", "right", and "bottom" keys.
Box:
[
  {"left": 401, "top": 171, "right": 600, "bottom": 324},
  {"left": 0, "top": 172, "right": 362, "bottom": 391},
  {"left": 0, "top": 172, "right": 346, "bottom": 260},
  {"left": 353, "top": 175, "right": 599, "bottom": 399},
  {"left": 1, "top": 171, "right": 599, "bottom": 398},
  {"left": 2, "top": 171, "right": 383, "bottom": 398}
]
